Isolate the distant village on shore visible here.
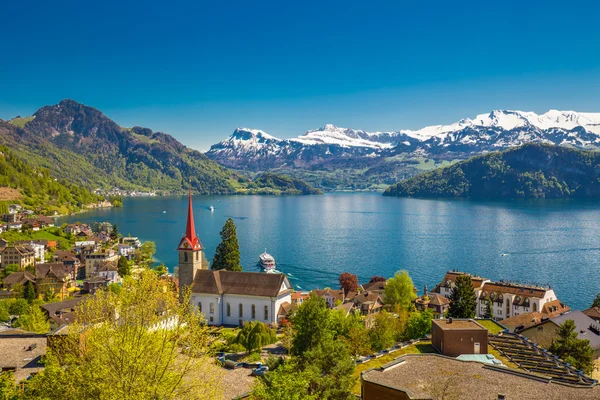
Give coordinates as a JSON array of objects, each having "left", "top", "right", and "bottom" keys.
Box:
[{"left": 0, "top": 196, "right": 599, "bottom": 399}]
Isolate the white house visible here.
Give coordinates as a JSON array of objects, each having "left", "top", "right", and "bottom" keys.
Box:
[
  {"left": 97, "top": 261, "right": 120, "bottom": 284},
  {"left": 190, "top": 270, "right": 292, "bottom": 326}
]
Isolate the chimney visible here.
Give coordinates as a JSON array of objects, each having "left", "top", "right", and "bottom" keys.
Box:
[
  {"left": 498, "top": 394, "right": 506, "bottom": 400},
  {"left": 448, "top": 317, "right": 453, "bottom": 324}
]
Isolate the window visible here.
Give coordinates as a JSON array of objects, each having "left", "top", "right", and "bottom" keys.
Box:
[
  {"left": 210, "top": 303, "right": 214, "bottom": 314},
  {"left": 264, "top": 305, "right": 269, "bottom": 321},
  {"left": 227, "top": 303, "right": 231, "bottom": 317},
  {"left": 196, "top": 252, "right": 199, "bottom": 261},
  {"left": 252, "top": 304, "right": 256, "bottom": 319},
  {"left": 533, "top": 303, "right": 538, "bottom": 312},
  {"left": 184, "top": 252, "right": 188, "bottom": 262},
  {"left": 198, "top": 302, "right": 202, "bottom": 313},
  {"left": 239, "top": 303, "right": 243, "bottom": 318}
]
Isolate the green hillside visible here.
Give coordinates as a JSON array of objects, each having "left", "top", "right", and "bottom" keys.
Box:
[
  {"left": 384, "top": 143, "right": 600, "bottom": 199},
  {"left": 243, "top": 173, "right": 323, "bottom": 195},
  {"left": 0, "top": 144, "right": 102, "bottom": 214}
]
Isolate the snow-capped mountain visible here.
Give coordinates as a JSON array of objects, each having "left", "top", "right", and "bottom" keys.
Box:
[{"left": 206, "top": 110, "right": 600, "bottom": 171}]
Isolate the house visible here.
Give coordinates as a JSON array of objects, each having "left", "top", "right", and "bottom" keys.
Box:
[
  {"left": 333, "top": 301, "right": 355, "bottom": 316},
  {"left": 0, "top": 335, "right": 47, "bottom": 382},
  {"left": 414, "top": 285, "right": 451, "bottom": 319},
  {"left": 35, "top": 263, "right": 70, "bottom": 298},
  {"left": 478, "top": 281, "right": 559, "bottom": 321},
  {"left": 35, "top": 216, "right": 55, "bottom": 228},
  {"left": 516, "top": 311, "right": 600, "bottom": 358},
  {"left": 117, "top": 244, "right": 135, "bottom": 259},
  {"left": 14, "top": 241, "right": 45, "bottom": 261},
  {"left": 53, "top": 251, "right": 81, "bottom": 280},
  {"left": 40, "top": 297, "right": 86, "bottom": 329},
  {"left": 352, "top": 290, "right": 384, "bottom": 315},
  {"left": 431, "top": 318, "right": 488, "bottom": 357},
  {"left": 0, "top": 245, "right": 36, "bottom": 268},
  {"left": 7, "top": 222, "right": 22, "bottom": 231},
  {"left": 360, "top": 353, "right": 600, "bottom": 400},
  {"left": 311, "top": 288, "right": 350, "bottom": 308},
  {"left": 583, "top": 307, "right": 600, "bottom": 322},
  {"left": 2, "top": 271, "right": 36, "bottom": 290},
  {"left": 360, "top": 280, "right": 386, "bottom": 294},
  {"left": 122, "top": 237, "right": 141, "bottom": 248},
  {"left": 434, "top": 270, "right": 490, "bottom": 299},
  {"left": 177, "top": 192, "right": 292, "bottom": 326},
  {"left": 291, "top": 291, "right": 309, "bottom": 306},
  {"left": 500, "top": 299, "right": 571, "bottom": 332},
  {"left": 83, "top": 276, "right": 109, "bottom": 294},
  {"left": 92, "top": 221, "right": 113, "bottom": 234},
  {"left": 0, "top": 223, "right": 5, "bottom": 233},
  {"left": 97, "top": 261, "right": 120, "bottom": 284},
  {"left": 64, "top": 224, "right": 82, "bottom": 235},
  {"left": 84, "top": 250, "right": 118, "bottom": 278}
]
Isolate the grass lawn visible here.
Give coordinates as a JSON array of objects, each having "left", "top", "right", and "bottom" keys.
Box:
[
  {"left": 351, "top": 342, "right": 436, "bottom": 394},
  {"left": 0, "top": 229, "right": 66, "bottom": 244},
  {"left": 475, "top": 319, "right": 506, "bottom": 334},
  {"left": 488, "top": 346, "right": 519, "bottom": 369}
]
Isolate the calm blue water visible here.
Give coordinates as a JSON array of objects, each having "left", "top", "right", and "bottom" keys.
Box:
[{"left": 59, "top": 193, "right": 600, "bottom": 310}]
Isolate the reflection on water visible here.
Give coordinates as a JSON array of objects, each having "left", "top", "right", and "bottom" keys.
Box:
[{"left": 60, "top": 193, "right": 600, "bottom": 310}]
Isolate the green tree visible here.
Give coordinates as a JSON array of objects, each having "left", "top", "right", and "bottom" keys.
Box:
[
  {"left": 0, "top": 303, "right": 10, "bottom": 323},
  {"left": 137, "top": 241, "right": 156, "bottom": 268},
  {"left": 290, "top": 294, "right": 331, "bottom": 356},
  {"left": 235, "top": 320, "right": 277, "bottom": 353},
  {"left": 111, "top": 223, "right": 119, "bottom": 239},
  {"left": 23, "top": 281, "right": 36, "bottom": 303},
  {"left": 0, "top": 265, "right": 20, "bottom": 280},
  {"left": 117, "top": 256, "right": 131, "bottom": 277},
  {"left": 404, "top": 309, "right": 434, "bottom": 340},
  {"left": 549, "top": 319, "right": 594, "bottom": 374},
  {"left": 0, "top": 371, "right": 20, "bottom": 400},
  {"left": 591, "top": 293, "right": 600, "bottom": 308},
  {"left": 368, "top": 311, "right": 398, "bottom": 351},
  {"left": 483, "top": 298, "right": 494, "bottom": 319},
  {"left": 211, "top": 218, "right": 242, "bottom": 271},
  {"left": 25, "top": 271, "right": 222, "bottom": 400},
  {"left": 448, "top": 275, "right": 477, "bottom": 319},
  {"left": 153, "top": 263, "right": 168, "bottom": 277},
  {"left": 9, "top": 299, "right": 28, "bottom": 316},
  {"left": 253, "top": 360, "right": 316, "bottom": 400},
  {"left": 383, "top": 270, "right": 416, "bottom": 311},
  {"left": 15, "top": 305, "right": 50, "bottom": 334}
]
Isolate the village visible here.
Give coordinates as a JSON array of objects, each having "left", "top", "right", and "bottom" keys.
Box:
[{"left": 0, "top": 195, "right": 600, "bottom": 399}]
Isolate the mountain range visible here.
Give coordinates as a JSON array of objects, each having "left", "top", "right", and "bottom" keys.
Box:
[
  {"left": 206, "top": 110, "right": 600, "bottom": 190},
  {"left": 0, "top": 100, "right": 320, "bottom": 195}
]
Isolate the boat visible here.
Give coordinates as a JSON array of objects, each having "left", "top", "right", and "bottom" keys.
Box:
[
  {"left": 162, "top": 211, "right": 167, "bottom": 214},
  {"left": 259, "top": 250, "right": 276, "bottom": 271},
  {"left": 209, "top": 206, "right": 214, "bottom": 211}
]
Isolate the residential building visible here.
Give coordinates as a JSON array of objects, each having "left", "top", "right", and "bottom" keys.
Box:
[
  {"left": 360, "top": 354, "right": 600, "bottom": 400},
  {"left": 117, "top": 244, "right": 135, "bottom": 259},
  {"left": 84, "top": 250, "right": 118, "bottom": 278},
  {"left": 583, "top": 307, "right": 600, "bottom": 322},
  {"left": 7, "top": 222, "right": 22, "bottom": 231},
  {"left": 517, "top": 311, "right": 600, "bottom": 358},
  {"left": 431, "top": 318, "right": 488, "bottom": 357},
  {"left": 2, "top": 271, "right": 36, "bottom": 290},
  {"left": 83, "top": 276, "right": 109, "bottom": 294},
  {"left": 435, "top": 270, "right": 490, "bottom": 299},
  {"left": 35, "top": 263, "right": 70, "bottom": 298},
  {"left": 0, "top": 335, "right": 47, "bottom": 382},
  {"left": 41, "top": 297, "right": 86, "bottom": 329},
  {"left": 97, "top": 261, "right": 120, "bottom": 284},
  {"left": 478, "top": 281, "right": 558, "bottom": 320},
  {"left": 14, "top": 241, "right": 45, "bottom": 261},
  {"left": 92, "top": 221, "right": 113, "bottom": 234},
  {"left": 500, "top": 299, "right": 571, "bottom": 332},
  {"left": 53, "top": 251, "right": 81, "bottom": 280},
  {"left": 0, "top": 245, "right": 35, "bottom": 268},
  {"left": 291, "top": 291, "right": 309, "bottom": 306},
  {"left": 352, "top": 290, "right": 384, "bottom": 315},
  {"left": 414, "top": 285, "right": 451, "bottom": 319},
  {"left": 311, "top": 288, "right": 353, "bottom": 308},
  {"left": 122, "top": 236, "right": 141, "bottom": 248},
  {"left": 178, "top": 192, "right": 292, "bottom": 326},
  {"left": 360, "top": 280, "right": 386, "bottom": 294}
]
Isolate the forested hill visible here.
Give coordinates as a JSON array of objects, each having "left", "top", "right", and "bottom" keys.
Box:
[
  {"left": 3, "top": 100, "right": 239, "bottom": 194},
  {"left": 0, "top": 145, "right": 102, "bottom": 214},
  {"left": 246, "top": 173, "right": 323, "bottom": 195},
  {"left": 383, "top": 143, "right": 600, "bottom": 199}
]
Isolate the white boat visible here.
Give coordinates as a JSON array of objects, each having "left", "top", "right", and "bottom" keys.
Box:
[
  {"left": 209, "top": 206, "right": 214, "bottom": 211},
  {"left": 259, "top": 250, "right": 276, "bottom": 271},
  {"left": 162, "top": 211, "right": 167, "bottom": 214}
]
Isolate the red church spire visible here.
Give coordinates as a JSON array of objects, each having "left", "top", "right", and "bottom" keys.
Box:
[{"left": 177, "top": 188, "right": 203, "bottom": 250}]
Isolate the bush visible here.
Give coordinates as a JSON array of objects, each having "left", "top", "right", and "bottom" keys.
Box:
[
  {"left": 245, "top": 352, "right": 262, "bottom": 362},
  {"left": 235, "top": 320, "right": 277, "bottom": 353},
  {"left": 9, "top": 298, "right": 28, "bottom": 315}
]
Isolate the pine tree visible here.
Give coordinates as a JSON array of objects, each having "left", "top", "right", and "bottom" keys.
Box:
[
  {"left": 549, "top": 319, "right": 594, "bottom": 374},
  {"left": 448, "top": 275, "right": 477, "bottom": 319},
  {"left": 483, "top": 298, "right": 494, "bottom": 319},
  {"left": 591, "top": 293, "right": 600, "bottom": 308},
  {"left": 23, "top": 280, "right": 36, "bottom": 303},
  {"left": 211, "top": 218, "right": 242, "bottom": 271}
]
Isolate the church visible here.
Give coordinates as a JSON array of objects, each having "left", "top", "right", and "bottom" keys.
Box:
[{"left": 177, "top": 193, "right": 292, "bottom": 326}]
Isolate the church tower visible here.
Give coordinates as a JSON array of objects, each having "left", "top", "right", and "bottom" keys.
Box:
[{"left": 177, "top": 190, "right": 205, "bottom": 295}]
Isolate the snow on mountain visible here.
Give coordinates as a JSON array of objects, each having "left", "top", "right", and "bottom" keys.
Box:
[{"left": 206, "top": 110, "right": 600, "bottom": 171}]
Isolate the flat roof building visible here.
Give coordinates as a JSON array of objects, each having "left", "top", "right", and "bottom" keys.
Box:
[{"left": 432, "top": 318, "right": 488, "bottom": 357}]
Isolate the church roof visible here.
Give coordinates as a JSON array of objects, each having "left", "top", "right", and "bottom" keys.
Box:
[
  {"left": 191, "top": 270, "right": 291, "bottom": 298},
  {"left": 177, "top": 191, "right": 203, "bottom": 251}
]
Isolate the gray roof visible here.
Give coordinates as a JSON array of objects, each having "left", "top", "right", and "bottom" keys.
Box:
[
  {"left": 191, "top": 270, "right": 291, "bottom": 297},
  {"left": 550, "top": 311, "right": 600, "bottom": 349}
]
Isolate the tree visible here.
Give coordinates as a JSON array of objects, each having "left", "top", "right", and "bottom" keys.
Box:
[
  {"left": 483, "top": 298, "right": 494, "bottom": 319},
  {"left": 368, "top": 311, "right": 398, "bottom": 351},
  {"left": 25, "top": 271, "right": 222, "bottom": 400},
  {"left": 15, "top": 305, "right": 49, "bottom": 334},
  {"left": 154, "top": 263, "right": 168, "bottom": 277},
  {"left": 280, "top": 322, "right": 294, "bottom": 355},
  {"left": 235, "top": 320, "right": 277, "bottom": 353},
  {"left": 368, "top": 276, "right": 387, "bottom": 284},
  {"left": 253, "top": 360, "right": 316, "bottom": 400},
  {"left": 137, "top": 241, "right": 156, "bottom": 268},
  {"left": 290, "top": 294, "right": 331, "bottom": 356},
  {"left": 0, "top": 371, "right": 20, "bottom": 400},
  {"left": 111, "top": 223, "right": 119, "bottom": 239},
  {"left": 338, "top": 272, "right": 358, "bottom": 294},
  {"left": 117, "top": 256, "right": 131, "bottom": 277},
  {"left": 591, "top": 293, "right": 600, "bottom": 308},
  {"left": 404, "top": 309, "right": 434, "bottom": 340},
  {"left": 23, "top": 281, "right": 36, "bottom": 303},
  {"left": 549, "top": 319, "right": 594, "bottom": 374},
  {"left": 448, "top": 275, "right": 477, "bottom": 319},
  {"left": 384, "top": 270, "right": 416, "bottom": 311},
  {"left": 9, "top": 299, "right": 28, "bottom": 316},
  {"left": 0, "top": 264, "right": 20, "bottom": 280},
  {"left": 211, "top": 218, "right": 242, "bottom": 271},
  {"left": 344, "top": 324, "right": 372, "bottom": 356}
]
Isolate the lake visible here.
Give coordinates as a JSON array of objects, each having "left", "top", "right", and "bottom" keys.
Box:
[{"left": 59, "top": 193, "right": 600, "bottom": 310}]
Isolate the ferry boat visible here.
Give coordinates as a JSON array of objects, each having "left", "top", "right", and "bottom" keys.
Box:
[{"left": 259, "top": 250, "right": 276, "bottom": 271}]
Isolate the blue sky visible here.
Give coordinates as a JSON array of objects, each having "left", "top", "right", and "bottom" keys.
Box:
[{"left": 1, "top": 0, "right": 599, "bottom": 150}]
